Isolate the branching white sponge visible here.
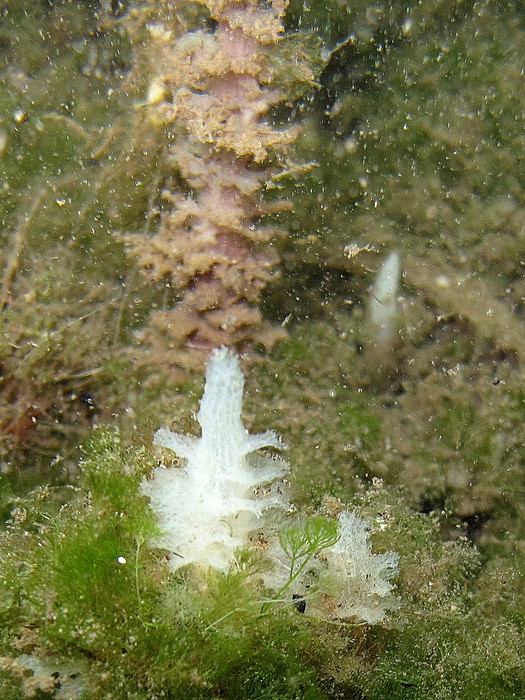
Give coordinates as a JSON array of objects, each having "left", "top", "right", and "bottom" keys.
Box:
[
  {"left": 322, "top": 511, "right": 399, "bottom": 623},
  {"left": 141, "top": 346, "right": 289, "bottom": 572}
]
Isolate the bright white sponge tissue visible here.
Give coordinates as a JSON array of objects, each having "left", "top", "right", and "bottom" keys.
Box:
[
  {"left": 141, "top": 346, "right": 289, "bottom": 572},
  {"left": 369, "top": 250, "right": 401, "bottom": 347},
  {"left": 322, "top": 510, "right": 399, "bottom": 623}
]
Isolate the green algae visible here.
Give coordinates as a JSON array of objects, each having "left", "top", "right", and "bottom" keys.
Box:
[{"left": 3, "top": 428, "right": 520, "bottom": 699}]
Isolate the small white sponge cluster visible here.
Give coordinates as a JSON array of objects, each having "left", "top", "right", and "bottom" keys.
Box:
[
  {"left": 323, "top": 511, "right": 399, "bottom": 623},
  {"left": 141, "top": 347, "right": 288, "bottom": 572}
]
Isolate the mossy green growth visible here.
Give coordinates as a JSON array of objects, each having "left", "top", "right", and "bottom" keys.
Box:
[
  {"left": 364, "top": 610, "right": 525, "bottom": 700},
  {"left": 321, "top": 483, "right": 525, "bottom": 699},
  {"left": 1, "top": 429, "right": 524, "bottom": 698},
  {"left": 0, "top": 426, "right": 335, "bottom": 698}
]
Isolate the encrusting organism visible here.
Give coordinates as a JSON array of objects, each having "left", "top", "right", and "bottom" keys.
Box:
[
  {"left": 319, "top": 510, "right": 399, "bottom": 623},
  {"left": 368, "top": 250, "right": 401, "bottom": 350},
  {"left": 125, "top": 0, "right": 316, "bottom": 374},
  {"left": 141, "top": 346, "right": 289, "bottom": 571}
]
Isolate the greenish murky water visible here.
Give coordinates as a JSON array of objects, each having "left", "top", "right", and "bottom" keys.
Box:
[{"left": 1, "top": 1, "right": 524, "bottom": 697}]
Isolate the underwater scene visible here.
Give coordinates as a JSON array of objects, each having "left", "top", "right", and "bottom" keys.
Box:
[{"left": 1, "top": 0, "right": 525, "bottom": 697}]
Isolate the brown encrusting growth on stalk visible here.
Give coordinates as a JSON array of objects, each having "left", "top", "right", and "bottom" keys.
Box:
[{"left": 125, "top": 0, "right": 314, "bottom": 374}]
